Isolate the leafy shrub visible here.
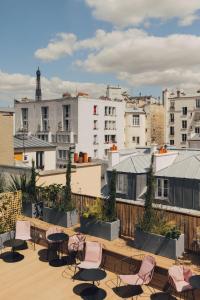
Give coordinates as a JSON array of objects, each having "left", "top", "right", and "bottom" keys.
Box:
[{"left": 82, "top": 198, "right": 103, "bottom": 220}]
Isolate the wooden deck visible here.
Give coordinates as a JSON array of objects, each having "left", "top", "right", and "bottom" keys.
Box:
[
  {"left": 5, "top": 216, "right": 199, "bottom": 299},
  {"left": 0, "top": 244, "right": 164, "bottom": 300}
]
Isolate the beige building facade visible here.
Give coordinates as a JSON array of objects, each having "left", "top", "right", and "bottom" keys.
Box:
[
  {"left": 37, "top": 162, "right": 101, "bottom": 197},
  {"left": 0, "top": 108, "right": 14, "bottom": 166},
  {"left": 125, "top": 99, "right": 164, "bottom": 147}
]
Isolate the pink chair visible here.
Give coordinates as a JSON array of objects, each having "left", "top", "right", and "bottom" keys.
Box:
[
  {"left": 168, "top": 265, "right": 195, "bottom": 299},
  {"left": 15, "top": 220, "right": 34, "bottom": 249},
  {"left": 73, "top": 241, "right": 103, "bottom": 278},
  {"left": 117, "top": 255, "right": 156, "bottom": 298}
]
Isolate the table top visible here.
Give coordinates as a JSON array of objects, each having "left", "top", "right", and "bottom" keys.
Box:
[
  {"left": 189, "top": 275, "right": 200, "bottom": 289},
  {"left": 3, "top": 239, "right": 24, "bottom": 248},
  {"left": 47, "top": 232, "right": 69, "bottom": 242},
  {"left": 78, "top": 269, "right": 106, "bottom": 282}
]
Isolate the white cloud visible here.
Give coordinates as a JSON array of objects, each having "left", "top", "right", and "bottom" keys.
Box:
[
  {"left": 34, "top": 27, "right": 200, "bottom": 90},
  {"left": 85, "top": 0, "right": 200, "bottom": 27},
  {"left": 35, "top": 33, "right": 77, "bottom": 61},
  {"left": 0, "top": 70, "right": 107, "bottom": 104},
  {"left": 75, "top": 29, "right": 200, "bottom": 89}
]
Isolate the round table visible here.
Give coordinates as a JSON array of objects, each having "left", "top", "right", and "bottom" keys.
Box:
[
  {"left": 47, "top": 232, "right": 68, "bottom": 266},
  {"left": 47, "top": 233, "right": 68, "bottom": 243},
  {"left": 78, "top": 269, "right": 107, "bottom": 298},
  {"left": 3, "top": 239, "right": 25, "bottom": 262},
  {"left": 78, "top": 269, "right": 106, "bottom": 284}
]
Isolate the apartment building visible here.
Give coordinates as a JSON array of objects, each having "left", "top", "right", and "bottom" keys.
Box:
[
  {"left": 163, "top": 89, "right": 200, "bottom": 147},
  {"left": 125, "top": 96, "right": 164, "bottom": 147},
  {"left": 14, "top": 94, "right": 125, "bottom": 167},
  {"left": 0, "top": 108, "right": 14, "bottom": 165},
  {"left": 124, "top": 108, "right": 146, "bottom": 148}
]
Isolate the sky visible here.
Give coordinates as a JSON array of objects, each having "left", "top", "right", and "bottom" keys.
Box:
[{"left": 1, "top": 0, "right": 200, "bottom": 106}]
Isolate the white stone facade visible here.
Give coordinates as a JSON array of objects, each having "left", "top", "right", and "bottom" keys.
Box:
[
  {"left": 14, "top": 95, "right": 125, "bottom": 166},
  {"left": 163, "top": 89, "right": 200, "bottom": 148}
]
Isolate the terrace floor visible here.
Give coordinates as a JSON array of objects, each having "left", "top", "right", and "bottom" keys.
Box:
[
  {"left": 0, "top": 244, "right": 164, "bottom": 300},
  {"left": 1, "top": 217, "right": 200, "bottom": 299}
]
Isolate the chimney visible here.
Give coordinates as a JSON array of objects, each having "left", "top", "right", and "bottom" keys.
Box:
[
  {"left": 153, "top": 151, "right": 178, "bottom": 172},
  {"left": 177, "top": 90, "right": 180, "bottom": 98},
  {"left": 108, "top": 149, "right": 120, "bottom": 168}
]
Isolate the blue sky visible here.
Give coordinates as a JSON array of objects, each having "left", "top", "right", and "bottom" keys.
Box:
[{"left": 1, "top": 0, "right": 200, "bottom": 106}]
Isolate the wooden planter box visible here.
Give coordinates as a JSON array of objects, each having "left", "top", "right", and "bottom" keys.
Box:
[
  {"left": 43, "top": 207, "right": 78, "bottom": 228},
  {"left": 134, "top": 227, "right": 185, "bottom": 259},
  {"left": 22, "top": 202, "right": 43, "bottom": 218},
  {"left": 80, "top": 216, "right": 120, "bottom": 241},
  {"left": 0, "top": 231, "right": 15, "bottom": 249}
]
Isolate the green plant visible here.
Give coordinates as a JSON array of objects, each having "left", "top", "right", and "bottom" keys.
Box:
[
  {"left": 0, "top": 173, "right": 6, "bottom": 193},
  {"left": 8, "top": 173, "right": 30, "bottom": 202},
  {"left": 39, "top": 184, "right": 63, "bottom": 208},
  {"left": 104, "top": 169, "right": 117, "bottom": 222},
  {"left": 82, "top": 198, "right": 103, "bottom": 220},
  {"left": 29, "top": 160, "right": 38, "bottom": 203},
  {"left": 138, "top": 155, "right": 156, "bottom": 232},
  {"left": 60, "top": 148, "right": 74, "bottom": 212}
]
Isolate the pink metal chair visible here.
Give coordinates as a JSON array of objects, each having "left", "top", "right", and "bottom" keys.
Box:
[
  {"left": 168, "top": 265, "right": 195, "bottom": 299},
  {"left": 15, "top": 220, "right": 34, "bottom": 249},
  {"left": 117, "top": 255, "right": 156, "bottom": 299},
  {"left": 73, "top": 241, "right": 103, "bottom": 278}
]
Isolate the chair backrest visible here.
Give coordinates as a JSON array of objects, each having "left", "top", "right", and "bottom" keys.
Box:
[
  {"left": 68, "top": 233, "right": 85, "bottom": 252},
  {"left": 84, "top": 241, "right": 102, "bottom": 265},
  {"left": 168, "top": 265, "right": 193, "bottom": 285},
  {"left": 46, "top": 226, "right": 62, "bottom": 239},
  {"left": 15, "top": 220, "right": 31, "bottom": 240},
  {"left": 138, "top": 255, "right": 156, "bottom": 284}
]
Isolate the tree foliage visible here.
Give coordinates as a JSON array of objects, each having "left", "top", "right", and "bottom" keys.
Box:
[
  {"left": 104, "top": 169, "right": 117, "bottom": 222},
  {"left": 139, "top": 155, "right": 156, "bottom": 232}
]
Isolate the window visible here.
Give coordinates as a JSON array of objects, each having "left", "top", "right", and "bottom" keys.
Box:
[
  {"left": 93, "top": 120, "right": 98, "bottom": 130},
  {"left": 132, "top": 137, "right": 135, "bottom": 142},
  {"left": 182, "top": 134, "right": 187, "bottom": 142},
  {"left": 170, "top": 113, "right": 174, "bottom": 123},
  {"left": 58, "top": 150, "right": 67, "bottom": 160},
  {"left": 105, "top": 106, "right": 116, "bottom": 116},
  {"left": 104, "top": 149, "right": 108, "bottom": 157},
  {"left": 38, "top": 134, "right": 48, "bottom": 142},
  {"left": 195, "top": 127, "right": 200, "bottom": 133},
  {"left": 136, "top": 137, "right": 140, "bottom": 144},
  {"left": 196, "top": 99, "right": 200, "bottom": 108},
  {"left": 170, "top": 126, "right": 174, "bottom": 136},
  {"left": 105, "top": 135, "right": 109, "bottom": 143},
  {"left": 41, "top": 107, "right": 49, "bottom": 131},
  {"left": 94, "top": 149, "right": 98, "bottom": 158},
  {"left": 182, "top": 107, "right": 187, "bottom": 116},
  {"left": 156, "top": 178, "right": 168, "bottom": 199},
  {"left": 93, "top": 135, "right": 98, "bottom": 144},
  {"left": 63, "top": 119, "right": 70, "bottom": 131},
  {"left": 63, "top": 105, "right": 70, "bottom": 131},
  {"left": 182, "top": 120, "right": 187, "bottom": 129},
  {"left": 21, "top": 108, "right": 28, "bottom": 130},
  {"left": 116, "top": 174, "right": 128, "bottom": 194},
  {"left": 133, "top": 115, "right": 140, "bottom": 126},
  {"left": 170, "top": 140, "right": 174, "bottom": 145},
  {"left": 170, "top": 101, "right": 175, "bottom": 110},
  {"left": 93, "top": 105, "right": 98, "bottom": 115},
  {"left": 36, "top": 151, "right": 44, "bottom": 169}
]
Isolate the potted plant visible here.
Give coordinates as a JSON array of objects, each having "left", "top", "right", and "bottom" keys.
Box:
[
  {"left": 80, "top": 169, "right": 120, "bottom": 241},
  {"left": 9, "top": 161, "right": 43, "bottom": 218},
  {"left": 43, "top": 148, "right": 78, "bottom": 227},
  {"left": 134, "top": 155, "right": 184, "bottom": 259}
]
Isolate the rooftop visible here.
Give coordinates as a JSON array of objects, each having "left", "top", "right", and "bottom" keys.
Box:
[
  {"left": 14, "top": 135, "right": 56, "bottom": 150},
  {"left": 0, "top": 107, "right": 15, "bottom": 113}
]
